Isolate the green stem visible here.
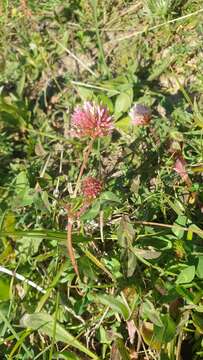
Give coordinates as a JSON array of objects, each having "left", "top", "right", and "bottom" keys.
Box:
[
  {"left": 49, "top": 291, "right": 59, "bottom": 360},
  {"left": 67, "top": 218, "right": 80, "bottom": 279},
  {"left": 91, "top": 0, "right": 110, "bottom": 77}
]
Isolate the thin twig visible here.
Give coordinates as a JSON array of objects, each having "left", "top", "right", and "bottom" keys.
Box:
[
  {"left": 85, "top": 305, "right": 110, "bottom": 347},
  {"left": 133, "top": 219, "right": 203, "bottom": 238},
  {"left": 106, "top": 2, "right": 141, "bottom": 28},
  {"left": 111, "top": 8, "right": 203, "bottom": 43},
  {"left": 0, "top": 265, "right": 85, "bottom": 323},
  {"left": 35, "top": 153, "right": 51, "bottom": 191},
  {"left": 133, "top": 220, "right": 187, "bottom": 231},
  {"left": 71, "top": 80, "right": 120, "bottom": 94},
  {"left": 53, "top": 148, "right": 64, "bottom": 199},
  {"left": 176, "top": 331, "right": 183, "bottom": 360},
  {"left": 51, "top": 37, "right": 97, "bottom": 77},
  {"left": 99, "top": 210, "right": 104, "bottom": 243},
  {"left": 0, "top": 265, "right": 45, "bottom": 293}
]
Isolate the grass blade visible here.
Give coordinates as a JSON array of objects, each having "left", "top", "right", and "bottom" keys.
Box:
[{"left": 20, "top": 312, "right": 100, "bottom": 360}]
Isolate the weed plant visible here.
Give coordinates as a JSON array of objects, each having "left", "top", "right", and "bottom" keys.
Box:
[{"left": 0, "top": 1, "right": 203, "bottom": 359}]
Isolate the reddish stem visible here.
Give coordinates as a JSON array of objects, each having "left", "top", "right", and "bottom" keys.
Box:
[
  {"left": 73, "top": 138, "right": 94, "bottom": 198},
  {"left": 66, "top": 139, "right": 94, "bottom": 278}
]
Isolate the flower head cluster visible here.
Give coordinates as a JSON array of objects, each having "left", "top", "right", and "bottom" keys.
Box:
[
  {"left": 82, "top": 177, "right": 102, "bottom": 199},
  {"left": 71, "top": 102, "right": 113, "bottom": 138},
  {"left": 129, "top": 103, "right": 151, "bottom": 126}
]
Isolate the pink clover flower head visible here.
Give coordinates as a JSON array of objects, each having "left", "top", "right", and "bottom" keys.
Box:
[
  {"left": 71, "top": 102, "right": 113, "bottom": 138},
  {"left": 82, "top": 177, "right": 102, "bottom": 199},
  {"left": 129, "top": 103, "right": 151, "bottom": 125},
  {"left": 173, "top": 156, "right": 189, "bottom": 182}
]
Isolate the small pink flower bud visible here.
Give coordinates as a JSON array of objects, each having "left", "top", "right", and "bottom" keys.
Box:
[
  {"left": 173, "top": 156, "right": 191, "bottom": 186},
  {"left": 82, "top": 177, "right": 102, "bottom": 199},
  {"left": 129, "top": 103, "right": 151, "bottom": 125},
  {"left": 71, "top": 102, "right": 113, "bottom": 138}
]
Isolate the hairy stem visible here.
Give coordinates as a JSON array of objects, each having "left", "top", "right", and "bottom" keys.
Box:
[
  {"left": 67, "top": 218, "right": 80, "bottom": 278},
  {"left": 67, "top": 139, "right": 94, "bottom": 278},
  {"left": 73, "top": 138, "right": 94, "bottom": 198}
]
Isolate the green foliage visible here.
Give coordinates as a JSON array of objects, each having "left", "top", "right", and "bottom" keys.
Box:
[
  {"left": 21, "top": 312, "right": 100, "bottom": 359},
  {"left": 0, "top": 0, "right": 203, "bottom": 359},
  {"left": 0, "top": 278, "right": 10, "bottom": 301},
  {"left": 143, "top": 0, "right": 181, "bottom": 20}
]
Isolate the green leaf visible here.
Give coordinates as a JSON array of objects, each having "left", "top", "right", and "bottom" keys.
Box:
[
  {"left": 176, "top": 265, "right": 195, "bottom": 284},
  {"left": 14, "top": 172, "right": 34, "bottom": 207},
  {"left": 0, "top": 277, "right": 10, "bottom": 301},
  {"left": 100, "top": 191, "right": 121, "bottom": 203},
  {"left": 80, "top": 200, "right": 100, "bottom": 221},
  {"left": 2, "top": 212, "right": 16, "bottom": 232},
  {"left": 97, "top": 94, "right": 114, "bottom": 112},
  {"left": 17, "top": 236, "right": 43, "bottom": 256},
  {"left": 0, "top": 229, "right": 67, "bottom": 241},
  {"left": 15, "top": 172, "right": 29, "bottom": 193},
  {"left": 194, "top": 305, "right": 203, "bottom": 313},
  {"left": 41, "top": 191, "right": 51, "bottom": 212},
  {"left": 127, "top": 249, "right": 137, "bottom": 277},
  {"left": 192, "top": 312, "right": 203, "bottom": 334},
  {"left": 17, "top": 72, "right": 26, "bottom": 97},
  {"left": 117, "top": 216, "right": 135, "bottom": 248},
  {"left": 15, "top": 189, "right": 34, "bottom": 207},
  {"left": 0, "top": 311, "right": 32, "bottom": 357},
  {"left": 172, "top": 215, "right": 187, "bottom": 238},
  {"left": 115, "top": 92, "right": 132, "bottom": 115},
  {"left": 117, "top": 216, "right": 137, "bottom": 276},
  {"left": 133, "top": 248, "right": 161, "bottom": 260},
  {"left": 152, "top": 325, "right": 165, "bottom": 346},
  {"left": 148, "top": 316, "right": 176, "bottom": 350},
  {"left": 0, "top": 96, "right": 27, "bottom": 130},
  {"left": 100, "top": 76, "right": 131, "bottom": 93},
  {"left": 176, "top": 286, "right": 194, "bottom": 304},
  {"left": 141, "top": 300, "right": 163, "bottom": 327},
  {"left": 99, "top": 325, "right": 111, "bottom": 344},
  {"left": 0, "top": 302, "right": 10, "bottom": 323},
  {"left": 141, "top": 322, "right": 161, "bottom": 351},
  {"left": 167, "top": 198, "right": 184, "bottom": 216},
  {"left": 115, "top": 116, "right": 131, "bottom": 132},
  {"left": 196, "top": 257, "right": 203, "bottom": 279},
  {"left": 20, "top": 312, "right": 100, "bottom": 359},
  {"left": 77, "top": 86, "right": 93, "bottom": 100},
  {"left": 187, "top": 226, "right": 193, "bottom": 241},
  {"left": 160, "top": 315, "right": 176, "bottom": 342},
  {"left": 96, "top": 294, "right": 130, "bottom": 320},
  {"left": 0, "top": 230, "right": 90, "bottom": 261},
  {"left": 54, "top": 351, "right": 81, "bottom": 360},
  {"left": 84, "top": 249, "right": 115, "bottom": 281},
  {"left": 187, "top": 224, "right": 203, "bottom": 239},
  {"left": 115, "top": 338, "right": 131, "bottom": 360},
  {"left": 193, "top": 98, "right": 203, "bottom": 128},
  {"left": 78, "top": 256, "right": 97, "bottom": 281}
]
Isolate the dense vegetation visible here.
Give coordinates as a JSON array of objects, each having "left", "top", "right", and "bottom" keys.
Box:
[{"left": 0, "top": 1, "right": 203, "bottom": 359}]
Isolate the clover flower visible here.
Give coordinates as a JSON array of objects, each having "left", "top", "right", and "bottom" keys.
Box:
[
  {"left": 71, "top": 102, "right": 113, "bottom": 138},
  {"left": 129, "top": 103, "right": 151, "bottom": 125},
  {"left": 82, "top": 177, "right": 102, "bottom": 199}
]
